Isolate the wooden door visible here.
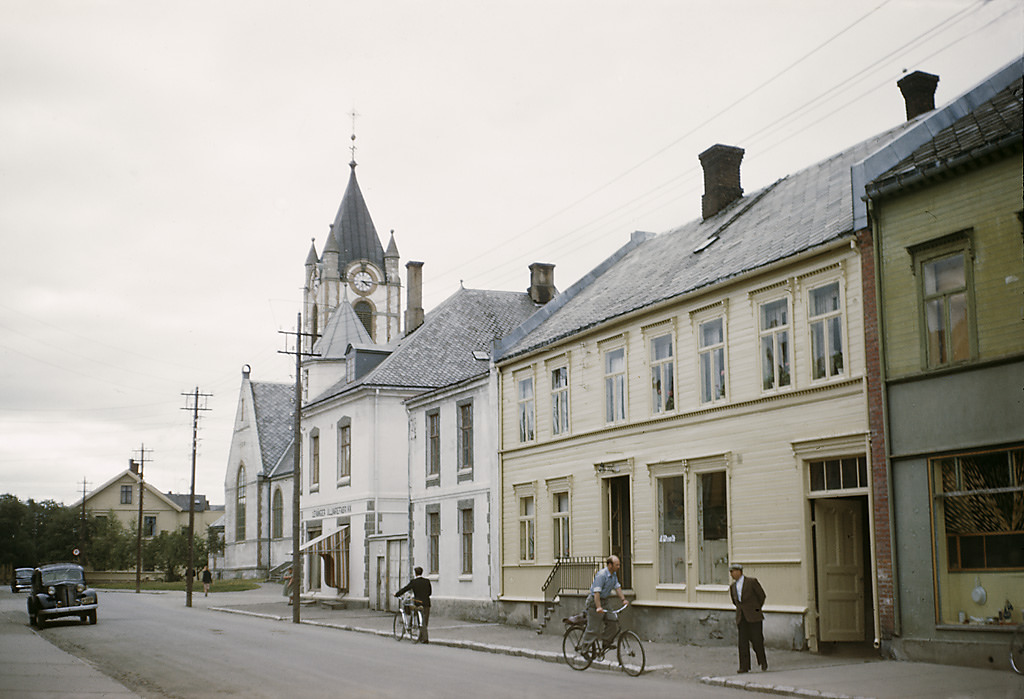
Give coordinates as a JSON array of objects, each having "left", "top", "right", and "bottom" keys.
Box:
[{"left": 815, "top": 499, "right": 865, "bottom": 642}]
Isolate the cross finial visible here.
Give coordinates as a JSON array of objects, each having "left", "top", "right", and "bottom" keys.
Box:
[{"left": 349, "top": 108, "right": 360, "bottom": 167}]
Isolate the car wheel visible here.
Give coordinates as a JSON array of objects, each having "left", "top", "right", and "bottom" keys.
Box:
[{"left": 88, "top": 611, "right": 97, "bottom": 625}]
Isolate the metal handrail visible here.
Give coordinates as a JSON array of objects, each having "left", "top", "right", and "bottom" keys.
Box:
[{"left": 541, "top": 556, "right": 603, "bottom": 603}]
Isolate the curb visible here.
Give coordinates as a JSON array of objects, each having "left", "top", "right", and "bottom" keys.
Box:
[{"left": 701, "top": 676, "right": 873, "bottom": 699}]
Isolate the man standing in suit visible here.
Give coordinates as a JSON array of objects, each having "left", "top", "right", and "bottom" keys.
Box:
[{"left": 729, "top": 562, "right": 768, "bottom": 673}]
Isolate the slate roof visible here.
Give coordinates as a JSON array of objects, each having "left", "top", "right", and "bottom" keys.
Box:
[
  {"left": 868, "top": 75, "right": 1023, "bottom": 192},
  {"left": 308, "top": 288, "right": 540, "bottom": 406},
  {"left": 312, "top": 300, "right": 372, "bottom": 358},
  {"left": 329, "top": 164, "right": 385, "bottom": 273},
  {"left": 496, "top": 122, "right": 916, "bottom": 361},
  {"left": 164, "top": 493, "right": 212, "bottom": 511},
  {"left": 251, "top": 381, "right": 295, "bottom": 476}
]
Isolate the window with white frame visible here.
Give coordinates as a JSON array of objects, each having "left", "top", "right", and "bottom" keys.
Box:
[
  {"left": 650, "top": 334, "right": 675, "bottom": 413},
  {"left": 120, "top": 485, "right": 132, "bottom": 505},
  {"left": 658, "top": 474, "right": 686, "bottom": 584},
  {"left": 519, "top": 495, "right": 535, "bottom": 562},
  {"left": 337, "top": 419, "right": 351, "bottom": 482},
  {"left": 309, "top": 429, "right": 320, "bottom": 491},
  {"left": 426, "top": 410, "right": 440, "bottom": 482},
  {"left": 920, "top": 249, "right": 972, "bottom": 367},
  {"left": 459, "top": 505, "right": 474, "bottom": 575},
  {"left": 552, "top": 491, "right": 570, "bottom": 559},
  {"left": 604, "top": 347, "right": 626, "bottom": 422},
  {"left": 551, "top": 366, "right": 570, "bottom": 436},
  {"left": 518, "top": 376, "right": 535, "bottom": 442},
  {"left": 457, "top": 401, "right": 473, "bottom": 476},
  {"left": 809, "top": 281, "right": 844, "bottom": 380},
  {"left": 698, "top": 317, "right": 727, "bottom": 404},
  {"left": 427, "top": 509, "right": 440, "bottom": 574},
  {"left": 697, "top": 470, "right": 728, "bottom": 584},
  {"left": 759, "top": 297, "right": 791, "bottom": 391}
]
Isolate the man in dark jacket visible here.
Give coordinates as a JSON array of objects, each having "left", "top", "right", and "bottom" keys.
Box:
[
  {"left": 729, "top": 563, "right": 767, "bottom": 673},
  {"left": 395, "top": 566, "right": 432, "bottom": 643}
]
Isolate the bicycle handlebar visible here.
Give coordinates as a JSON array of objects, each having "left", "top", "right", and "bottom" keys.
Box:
[{"left": 598, "top": 603, "right": 628, "bottom": 614}]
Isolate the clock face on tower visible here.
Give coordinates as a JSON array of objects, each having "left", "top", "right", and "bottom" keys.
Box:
[{"left": 350, "top": 269, "right": 377, "bottom": 295}]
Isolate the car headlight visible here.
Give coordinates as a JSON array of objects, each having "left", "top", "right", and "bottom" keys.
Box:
[
  {"left": 76, "top": 583, "right": 85, "bottom": 593},
  {"left": 47, "top": 586, "right": 55, "bottom": 595}
]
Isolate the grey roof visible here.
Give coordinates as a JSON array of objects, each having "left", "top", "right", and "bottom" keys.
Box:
[
  {"left": 497, "top": 122, "right": 915, "bottom": 361},
  {"left": 164, "top": 493, "right": 211, "bottom": 511},
  {"left": 312, "top": 300, "right": 372, "bottom": 358},
  {"left": 308, "top": 288, "right": 540, "bottom": 406},
  {"left": 329, "top": 164, "right": 385, "bottom": 273},
  {"left": 868, "top": 75, "right": 1023, "bottom": 193},
  {"left": 251, "top": 381, "right": 295, "bottom": 476}
]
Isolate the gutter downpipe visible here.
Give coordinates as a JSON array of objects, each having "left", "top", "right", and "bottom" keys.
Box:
[
  {"left": 494, "top": 348, "right": 505, "bottom": 601},
  {"left": 374, "top": 388, "right": 380, "bottom": 538},
  {"left": 407, "top": 407, "right": 414, "bottom": 580}
]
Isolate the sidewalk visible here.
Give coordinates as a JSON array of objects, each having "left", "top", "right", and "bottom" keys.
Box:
[{"left": 196, "top": 584, "right": 1022, "bottom": 699}]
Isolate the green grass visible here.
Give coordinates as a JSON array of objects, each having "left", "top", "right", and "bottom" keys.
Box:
[{"left": 97, "top": 578, "right": 264, "bottom": 592}]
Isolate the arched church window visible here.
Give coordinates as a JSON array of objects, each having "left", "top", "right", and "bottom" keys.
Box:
[
  {"left": 353, "top": 300, "right": 374, "bottom": 341},
  {"left": 235, "top": 465, "right": 246, "bottom": 541},
  {"left": 311, "top": 304, "right": 319, "bottom": 343},
  {"left": 272, "top": 488, "right": 283, "bottom": 539}
]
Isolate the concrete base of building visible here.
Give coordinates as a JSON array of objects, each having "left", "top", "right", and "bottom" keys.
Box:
[{"left": 890, "top": 636, "right": 1016, "bottom": 672}]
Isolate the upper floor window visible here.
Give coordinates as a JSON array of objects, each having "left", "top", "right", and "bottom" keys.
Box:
[
  {"left": 353, "top": 299, "right": 374, "bottom": 341},
  {"left": 426, "top": 410, "right": 440, "bottom": 482},
  {"left": 922, "top": 252, "right": 971, "bottom": 367},
  {"left": 235, "top": 465, "right": 246, "bottom": 541},
  {"left": 809, "top": 282, "right": 844, "bottom": 380},
  {"left": 650, "top": 334, "right": 675, "bottom": 413},
  {"left": 120, "top": 485, "right": 132, "bottom": 505},
  {"left": 759, "top": 298, "right": 791, "bottom": 391},
  {"left": 551, "top": 366, "right": 570, "bottom": 435},
  {"left": 604, "top": 347, "right": 626, "bottom": 422},
  {"left": 309, "top": 429, "right": 320, "bottom": 491},
  {"left": 337, "top": 420, "right": 351, "bottom": 482},
  {"left": 272, "top": 487, "right": 284, "bottom": 539},
  {"left": 457, "top": 401, "right": 473, "bottom": 474},
  {"left": 518, "top": 376, "right": 535, "bottom": 443},
  {"left": 698, "top": 318, "right": 727, "bottom": 404}
]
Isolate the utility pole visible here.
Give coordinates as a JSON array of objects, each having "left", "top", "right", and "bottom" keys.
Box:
[
  {"left": 78, "top": 478, "right": 89, "bottom": 565},
  {"left": 182, "top": 388, "right": 211, "bottom": 608},
  {"left": 132, "top": 444, "right": 152, "bottom": 593},
  {"left": 279, "top": 312, "right": 318, "bottom": 623}
]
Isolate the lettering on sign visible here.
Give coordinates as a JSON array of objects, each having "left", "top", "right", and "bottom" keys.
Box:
[{"left": 311, "top": 504, "right": 351, "bottom": 518}]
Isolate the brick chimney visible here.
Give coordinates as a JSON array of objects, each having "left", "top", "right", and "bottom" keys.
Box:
[
  {"left": 528, "top": 263, "right": 556, "bottom": 304},
  {"left": 405, "top": 261, "right": 424, "bottom": 334},
  {"left": 699, "top": 144, "right": 744, "bottom": 220},
  {"left": 897, "top": 71, "right": 939, "bottom": 121}
]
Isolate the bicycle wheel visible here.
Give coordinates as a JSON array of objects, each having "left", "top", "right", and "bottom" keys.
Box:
[
  {"left": 616, "top": 630, "right": 646, "bottom": 676},
  {"left": 409, "top": 609, "right": 422, "bottom": 642},
  {"left": 1011, "top": 623, "right": 1024, "bottom": 675},
  {"left": 562, "top": 625, "right": 593, "bottom": 671},
  {"left": 393, "top": 612, "right": 405, "bottom": 641}
]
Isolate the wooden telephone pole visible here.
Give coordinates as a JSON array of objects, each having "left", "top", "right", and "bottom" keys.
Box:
[
  {"left": 182, "top": 388, "right": 211, "bottom": 608},
  {"left": 132, "top": 445, "right": 152, "bottom": 594}
]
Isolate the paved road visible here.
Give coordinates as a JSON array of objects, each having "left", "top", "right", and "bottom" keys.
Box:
[{"left": 0, "top": 589, "right": 749, "bottom": 698}]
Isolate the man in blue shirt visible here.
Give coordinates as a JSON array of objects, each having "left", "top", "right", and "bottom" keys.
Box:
[{"left": 581, "top": 555, "right": 628, "bottom": 649}]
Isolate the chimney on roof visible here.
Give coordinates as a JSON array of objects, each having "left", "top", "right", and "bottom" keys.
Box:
[
  {"left": 405, "top": 261, "right": 424, "bottom": 334},
  {"left": 897, "top": 71, "right": 939, "bottom": 121},
  {"left": 129, "top": 458, "right": 139, "bottom": 475},
  {"left": 699, "top": 144, "right": 744, "bottom": 220},
  {"left": 528, "top": 263, "right": 556, "bottom": 304}
]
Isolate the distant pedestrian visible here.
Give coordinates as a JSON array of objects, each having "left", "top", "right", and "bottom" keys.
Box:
[
  {"left": 395, "top": 566, "right": 432, "bottom": 643},
  {"left": 201, "top": 566, "right": 213, "bottom": 596},
  {"left": 729, "top": 563, "right": 768, "bottom": 673},
  {"left": 283, "top": 567, "right": 293, "bottom": 604}
]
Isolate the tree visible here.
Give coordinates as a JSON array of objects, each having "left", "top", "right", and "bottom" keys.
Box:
[
  {"left": 86, "top": 513, "right": 135, "bottom": 571},
  {"left": 145, "top": 526, "right": 209, "bottom": 582}
]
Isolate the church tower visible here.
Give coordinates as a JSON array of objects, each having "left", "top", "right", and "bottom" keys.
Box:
[{"left": 303, "top": 144, "right": 402, "bottom": 355}]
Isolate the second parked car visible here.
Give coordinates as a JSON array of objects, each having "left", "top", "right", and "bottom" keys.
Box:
[{"left": 11, "top": 568, "right": 32, "bottom": 593}]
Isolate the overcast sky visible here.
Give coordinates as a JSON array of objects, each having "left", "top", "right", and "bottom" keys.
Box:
[{"left": 1, "top": 1, "right": 1020, "bottom": 507}]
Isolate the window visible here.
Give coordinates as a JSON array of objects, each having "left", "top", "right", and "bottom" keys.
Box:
[
  {"left": 657, "top": 476, "right": 686, "bottom": 584},
  {"left": 426, "top": 411, "right": 440, "bottom": 482},
  {"left": 272, "top": 488, "right": 284, "bottom": 539},
  {"left": 353, "top": 299, "right": 373, "bottom": 340},
  {"left": 650, "top": 334, "right": 675, "bottom": 413},
  {"left": 457, "top": 401, "right": 473, "bottom": 474},
  {"left": 143, "top": 516, "right": 156, "bottom": 537},
  {"left": 518, "top": 376, "right": 535, "bottom": 442},
  {"left": 337, "top": 420, "right": 351, "bottom": 482},
  {"left": 235, "top": 465, "right": 246, "bottom": 541},
  {"left": 809, "top": 457, "right": 868, "bottom": 493},
  {"left": 922, "top": 252, "right": 971, "bottom": 367},
  {"left": 604, "top": 347, "right": 626, "bottom": 422},
  {"left": 809, "top": 282, "right": 844, "bottom": 380},
  {"left": 120, "top": 485, "right": 132, "bottom": 505},
  {"left": 309, "top": 429, "right": 320, "bottom": 491},
  {"left": 552, "top": 492, "right": 570, "bottom": 559},
  {"left": 459, "top": 506, "right": 473, "bottom": 575},
  {"left": 698, "top": 318, "right": 727, "bottom": 403},
  {"left": 759, "top": 298, "right": 791, "bottom": 391},
  {"left": 427, "top": 510, "right": 440, "bottom": 575},
  {"left": 519, "top": 495, "right": 535, "bottom": 562},
  {"left": 551, "top": 367, "right": 570, "bottom": 435},
  {"left": 698, "top": 470, "right": 728, "bottom": 584}
]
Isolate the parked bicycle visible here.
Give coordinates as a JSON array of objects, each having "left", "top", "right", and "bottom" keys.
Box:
[
  {"left": 1011, "top": 622, "right": 1024, "bottom": 675},
  {"left": 393, "top": 592, "right": 423, "bottom": 642},
  {"left": 562, "top": 605, "right": 646, "bottom": 676}
]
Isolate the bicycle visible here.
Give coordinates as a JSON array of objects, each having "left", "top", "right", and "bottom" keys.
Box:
[
  {"left": 562, "top": 605, "right": 646, "bottom": 676},
  {"left": 392, "top": 593, "right": 423, "bottom": 642},
  {"left": 1011, "top": 622, "right": 1024, "bottom": 675}
]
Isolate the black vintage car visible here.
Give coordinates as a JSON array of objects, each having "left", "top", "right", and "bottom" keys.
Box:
[
  {"left": 27, "top": 563, "right": 98, "bottom": 626},
  {"left": 11, "top": 567, "right": 33, "bottom": 592}
]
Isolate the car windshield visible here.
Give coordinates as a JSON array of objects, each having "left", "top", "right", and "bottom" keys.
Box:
[{"left": 41, "top": 567, "right": 84, "bottom": 585}]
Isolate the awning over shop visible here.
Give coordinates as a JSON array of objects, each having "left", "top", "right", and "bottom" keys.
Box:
[{"left": 298, "top": 526, "right": 349, "bottom": 592}]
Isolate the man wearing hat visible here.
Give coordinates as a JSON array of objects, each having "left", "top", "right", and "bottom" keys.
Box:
[{"left": 729, "top": 562, "right": 767, "bottom": 673}]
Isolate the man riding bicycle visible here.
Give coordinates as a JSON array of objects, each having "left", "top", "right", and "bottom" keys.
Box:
[{"left": 581, "top": 555, "right": 628, "bottom": 650}]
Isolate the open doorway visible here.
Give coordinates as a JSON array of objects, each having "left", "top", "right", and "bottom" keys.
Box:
[{"left": 604, "top": 476, "right": 632, "bottom": 590}]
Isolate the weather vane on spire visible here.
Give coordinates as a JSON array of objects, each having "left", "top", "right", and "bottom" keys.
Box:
[{"left": 349, "top": 108, "right": 360, "bottom": 167}]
